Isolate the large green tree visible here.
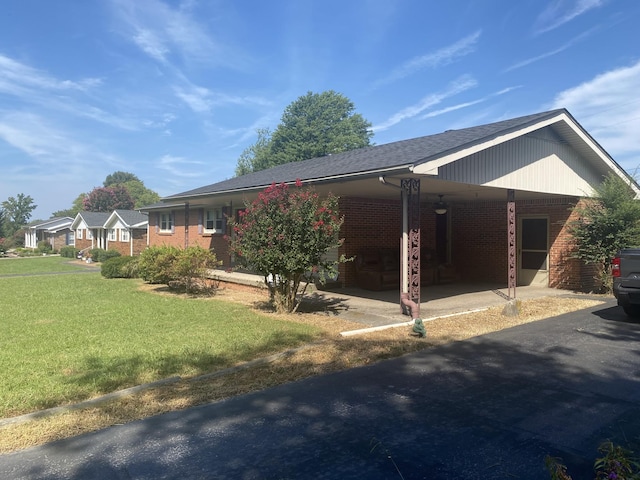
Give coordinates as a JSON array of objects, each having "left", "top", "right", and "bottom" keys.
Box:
[
  {"left": 104, "top": 171, "right": 140, "bottom": 186},
  {"left": 235, "top": 90, "right": 373, "bottom": 175},
  {"left": 52, "top": 172, "right": 160, "bottom": 217},
  {"left": 570, "top": 173, "right": 640, "bottom": 290},
  {"left": 2, "top": 193, "right": 37, "bottom": 236}
]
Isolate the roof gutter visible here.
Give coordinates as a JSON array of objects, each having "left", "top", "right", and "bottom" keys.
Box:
[{"left": 160, "top": 164, "right": 416, "bottom": 203}]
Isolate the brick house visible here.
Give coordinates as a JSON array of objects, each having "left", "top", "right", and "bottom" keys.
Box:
[
  {"left": 140, "top": 109, "right": 639, "bottom": 299},
  {"left": 103, "top": 210, "right": 149, "bottom": 256},
  {"left": 71, "top": 210, "right": 148, "bottom": 256},
  {"left": 24, "top": 217, "right": 75, "bottom": 251}
]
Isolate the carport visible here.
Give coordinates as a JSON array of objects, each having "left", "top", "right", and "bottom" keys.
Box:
[{"left": 143, "top": 108, "right": 639, "bottom": 320}]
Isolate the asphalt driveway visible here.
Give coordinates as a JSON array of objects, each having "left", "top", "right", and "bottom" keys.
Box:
[{"left": 2, "top": 297, "right": 640, "bottom": 479}]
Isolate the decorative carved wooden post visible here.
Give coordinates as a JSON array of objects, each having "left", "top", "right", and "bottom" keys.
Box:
[
  {"left": 401, "top": 178, "right": 421, "bottom": 312},
  {"left": 507, "top": 189, "right": 516, "bottom": 299}
]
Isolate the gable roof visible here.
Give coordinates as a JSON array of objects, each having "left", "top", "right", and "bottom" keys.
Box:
[
  {"left": 105, "top": 210, "right": 149, "bottom": 228},
  {"left": 71, "top": 211, "right": 111, "bottom": 230},
  {"left": 26, "top": 217, "right": 73, "bottom": 231},
  {"left": 143, "top": 108, "right": 637, "bottom": 208}
]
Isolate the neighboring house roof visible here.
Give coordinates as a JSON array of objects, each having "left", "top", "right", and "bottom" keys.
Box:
[
  {"left": 26, "top": 217, "right": 73, "bottom": 232},
  {"left": 140, "top": 108, "right": 639, "bottom": 211},
  {"left": 71, "top": 212, "right": 111, "bottom": 230},
  {"left": 104, "top": 210, "right": 149, "bottom": 228}
]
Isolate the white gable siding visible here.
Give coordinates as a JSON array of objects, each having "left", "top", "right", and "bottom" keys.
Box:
[{"left": 438, "top": 130, "right": 602, "bottom": 197}]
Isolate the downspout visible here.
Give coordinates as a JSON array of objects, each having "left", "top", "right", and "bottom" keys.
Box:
[{"left": 378, "top": 177, "right": 420, "bottom": 319}]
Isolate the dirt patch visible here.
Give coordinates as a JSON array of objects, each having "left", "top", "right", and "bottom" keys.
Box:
[{"left": 0, "top": 286, "right": 605, "bottom": 454}]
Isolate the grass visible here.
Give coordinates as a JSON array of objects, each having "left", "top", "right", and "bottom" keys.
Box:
[
  {"left": 0, "top": 256, "right": 607, "bottom": 453},
  {"left": 0, "top": 257, "right": 320, "bottom": 418},
  {"left": 0, "top": 255, "right": 89, "bottom": 275}
]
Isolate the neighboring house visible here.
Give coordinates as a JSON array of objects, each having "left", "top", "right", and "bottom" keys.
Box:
[
  {"left": 71, "top": 212, "right": 110, "bottom": 253},
  {"left": 24, "top": 217, "right": 75, "bottom": 251},
  {"left": 71, "top": 210, "right": 149, "bottom": 256},
  {"left": 104, "top": 210, "right": 149, "bottom": 256},
  {"left": 140, "top": 109, "right": 640, "bottom": 296}
]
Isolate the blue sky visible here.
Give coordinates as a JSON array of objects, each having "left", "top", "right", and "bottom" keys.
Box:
[{"left": 0, "top": 0, "right": 638, "bottom": 220}]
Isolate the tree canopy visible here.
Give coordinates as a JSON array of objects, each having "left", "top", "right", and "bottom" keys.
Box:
[
  {"left": 52, "top": 171, "right": 160, "bottom": 216},
  {"left": 1, "top": 193, "right": 37, "bottom": 236},
  {"left": 104, "top": 171, "right": 140, "bottom": 187},
  {"left": 570, "top": 173, "right": 640, "bottom": 290},
  {"left": 83, "top": 185, "right": 135, "bottom": 212},
  {"left": 228, "top": 181, "right": 344, "bottom": 312},
  {"left": 235, "top": 90, "right": 373, "bottom": 176}
]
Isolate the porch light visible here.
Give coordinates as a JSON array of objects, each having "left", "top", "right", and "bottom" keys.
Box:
[{"left": 433, "top": 195, "right": 448, "bottom": 215}]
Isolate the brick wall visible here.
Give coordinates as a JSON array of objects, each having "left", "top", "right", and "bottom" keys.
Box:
[
  {"left": 50, "top": 231, "right": 71, "bottom": 251},
  {"left": 131, "top": 229, "right": 148, "bottom": 255},
  {"left": 107, "top": 229, "right": 148, "bottom": 256},
  {"left": 451, "top": 197, "right": 596, "bottom": 291},
  {"left": 147, "top": 207, "right": 232, "bottom": 264},
  {"left": 75, "top": 230, "right": 91, "bottom": 252},
  {"left": 147, "top": 195, "right": 596, "bottom": 292}
]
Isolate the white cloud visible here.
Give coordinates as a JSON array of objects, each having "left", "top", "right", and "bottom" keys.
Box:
[
  {"left": 371, "top": 31, "right": 481, "bottom": 89},
  {"left": 419, "top": 86, "right": 521, "bottom": 120},
  {"left": 504, "top": 28, "right": 596, "bottom": 72},
  {"left": 551, "top": 60, "right": 640, "bottom": 170},
  {"left": 0, "top": 54, "right": 101, "bottom": 96},
  {"left": 534, "top": 0, "right": 605, "bottom": 34},
  {"left": 372, "top": 75, "right": 478, "bottom": 132},
  {"left": 0, "top": 112, "right": 121, "bottom": 168},
  {"left": 110, "top": 0, "right": 226, "bottom": 67},
  {"left": 157, "top": 154, "right": 205, "bottom": 178}
]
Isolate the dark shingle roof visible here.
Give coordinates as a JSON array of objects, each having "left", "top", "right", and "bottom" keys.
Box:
[
  {"left": 165, "top": 109, "right": 567, "bottom": 200},
  {"left": 113, "top": 210, "right": 148, "bottom": 227},
  {"left": 78, "top": 211, "right": 111, "bottom": 228}
]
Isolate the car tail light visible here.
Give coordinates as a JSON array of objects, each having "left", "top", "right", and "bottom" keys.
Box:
[{"left": 612, "top": 257, "right": 621, "bottom": 277}]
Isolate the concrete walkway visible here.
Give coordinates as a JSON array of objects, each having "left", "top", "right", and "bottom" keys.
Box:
[{"left": 211, "top": 269, "right": 592, "bottom": 328}]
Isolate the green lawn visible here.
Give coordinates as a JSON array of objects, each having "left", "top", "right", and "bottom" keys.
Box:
[
  {"left": 0, "top": 255, "right": 89, "bottom": 275},
  {"left": 0, "top": 257, "right": 320, "bottom": 418}
]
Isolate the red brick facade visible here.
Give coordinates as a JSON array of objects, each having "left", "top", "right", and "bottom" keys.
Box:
[
  {"left": 106, "top": 229, "right": 148, "bottom": 256},
  {"left": 147, "top": 208, "right": 232, "bottom": 266},
  {"left": 147, "top": 196, "right": 598, "bottom": 293}
]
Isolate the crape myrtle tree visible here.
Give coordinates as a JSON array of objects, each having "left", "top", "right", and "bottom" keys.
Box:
[
  {"left": 569, "top": 172, "right": 640, "bottom": 290},
  {"left": 228, "top": 180, "right": 344, "bottom": 313},
  {"left": 235, "top": 90, "right": 373, "bottom": 176},
  {"left": 83, "top": 185, "right": 135, "bottom": 212}
]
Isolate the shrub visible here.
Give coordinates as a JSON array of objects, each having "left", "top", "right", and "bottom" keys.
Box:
[
  {"left": 37, "top": 241, "right": 53, "bottom": 254},
  {"left": 138, "top": 245, "right": 181, "bottom": 284},
  {"left": 101, "top": 256, "right": 139, "bottom": 278},
  {"left": 169, "top": 246, "right": 220, "bottom": 293},
  {"left": 60, "top": 246, "right": 80, "bottom": 258},
  {"left": 138, "top": 245, "right": 219, "bottom": 293},
  {"left": 88, "top": 248, "right": 121, "bottom": 263}
]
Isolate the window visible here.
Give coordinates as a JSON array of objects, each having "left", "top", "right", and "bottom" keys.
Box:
[
  {"left": 120, "top": 229, "right": 130, "bottom": 242},
  {"left": 160, "top": 213, "right": 173, "bottom": 232},
  {"left": 204, "top": 209, "right": 223, "bottom": 234},
  {"left": 76, "top": 229, "right": 83, "bottom": 240},
  {"left": 108, "top": 229, "right": 116, "bottom": 241},
  {"left": 87, "top": 230, "right": 93, "bottom": 240}
]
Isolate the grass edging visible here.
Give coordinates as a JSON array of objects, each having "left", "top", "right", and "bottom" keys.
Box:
[{"left": 0, "top": 342, "right": 325, "bottom": 429}]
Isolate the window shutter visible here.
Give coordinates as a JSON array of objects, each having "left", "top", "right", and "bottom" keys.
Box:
[{"left": 198, "top": 209, "right": 203, "bottom": 234}]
